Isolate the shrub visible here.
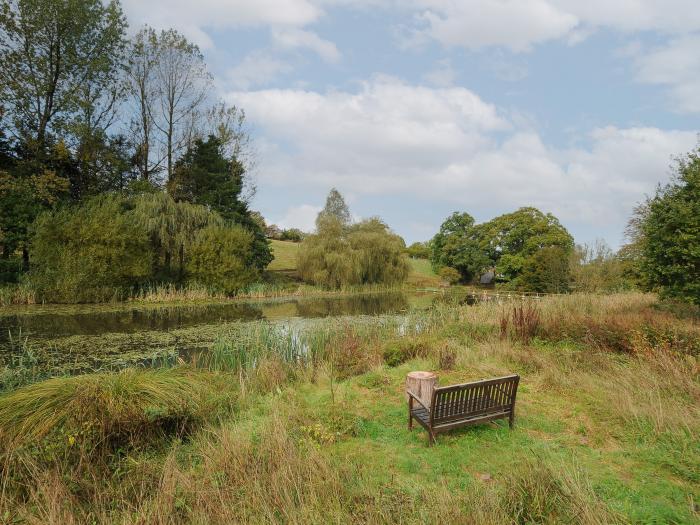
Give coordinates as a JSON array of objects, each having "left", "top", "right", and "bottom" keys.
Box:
[
  {"left": 438, "top": 266, "right": 461, "bottom": 284},
  {"left": 186, "top": 224, "right": 259, "bottom": 295},
  {"left": 382, "top": 338, "right": 427, "bottom": 367},
  {"left": 29, "top": 195, "right": 153, "bottom": 302}
]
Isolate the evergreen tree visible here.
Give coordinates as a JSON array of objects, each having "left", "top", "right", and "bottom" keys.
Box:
[{"left": 167, "top": 136, "right": 271, "bottom": 270}]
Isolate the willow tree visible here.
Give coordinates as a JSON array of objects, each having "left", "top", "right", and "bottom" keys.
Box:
[
  {"left": 298, "top": 204, "right": 409, "bottom": 289},
  {"left": 132, "top": 191, "right": 222, "bottom": 279}
]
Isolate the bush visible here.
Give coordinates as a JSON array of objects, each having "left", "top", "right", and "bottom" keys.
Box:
[
  {"left": 186, "top": 224, "right": 259, "bottom": 294},
  {"left": 438, "top": 266, "right": 461, "bottom": 284},
  {"left": 382, "top": 339, "right": 427, "bottom": 367},
  {"left": 280, "top": 228, "right": 305, "bottom": 242},
  {"left": 298, "top": 217, "right": 409, "bottom": 288},
  {"left": 29, "top": 195, "right": 153, "bottom": 302}
]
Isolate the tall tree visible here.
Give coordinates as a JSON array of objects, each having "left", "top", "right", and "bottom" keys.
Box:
[
  {"left": 168, "top": 136, "right": 271, "bottom": 270},
  {"left": 126, "top": 26, "right": 160, "bottom": 181},
  {"left": 479, "top": 207, "right": 574, "bottom": 288},
  {"left": 316, "top": 188, "right": 351, "bottom": 230},
  {"left": 126, "top": 27, "right": 211, "bottom": 182},
  {"left": 639, "top": 145, "right": 700, "bottom": 304},
  {"left": 0, "top": 0, "right": 127, "bottom": 149},
  {"left": 430, "top": 212, "right": 489, "bottom": 283},
  {"left": 153, "top": 29, "right": 211, "bottom": 181}
]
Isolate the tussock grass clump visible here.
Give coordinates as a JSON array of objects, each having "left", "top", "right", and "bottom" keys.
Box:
[
  {"left": 0, "top": 368, "right": 220, "bottom": 454},
  {"left": 501, "top": 457, "right": 625, "bottom": 524}
]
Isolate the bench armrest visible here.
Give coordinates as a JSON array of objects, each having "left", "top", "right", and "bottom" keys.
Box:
[{"left": 407, "top": 390, "right": 431, "bottom": 411}]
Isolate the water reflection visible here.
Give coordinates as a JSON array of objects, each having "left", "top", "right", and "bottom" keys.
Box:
[{"left": 0, "top": 291, "right": 416, "bottom": 341}]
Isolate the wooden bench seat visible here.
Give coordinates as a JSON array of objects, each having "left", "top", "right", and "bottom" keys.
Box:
[{"left": 408, "top": 374, "right": 520, "bottom": 445}]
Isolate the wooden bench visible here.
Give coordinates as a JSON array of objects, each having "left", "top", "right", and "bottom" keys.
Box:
[{"left": 408, "top": 374, "right": 520, "bottom": 446}]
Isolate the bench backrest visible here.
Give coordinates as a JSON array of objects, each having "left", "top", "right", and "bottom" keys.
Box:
[{"left": 431, "top": 375, "right": 519, "bottom": 425}]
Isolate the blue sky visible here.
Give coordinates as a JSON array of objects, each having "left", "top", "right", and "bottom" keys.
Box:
[{"left": 122, "top": 0, "right": 699, "bottom": 247}]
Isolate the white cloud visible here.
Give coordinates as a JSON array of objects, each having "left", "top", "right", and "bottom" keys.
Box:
[
  {"left": 227, "top": 51, "right": 293, "bottom": 90},
  {"left": 400, "top": 0, "right": 700, "bottom": 52},
  {"left": 275, "top": 204, "right": 322, "bottom": 231},
  {"left": 272, "top": 28, "right": 341, "bottom": 63},
  {"left": 122, "top": 0, "right": 321, "bottom": 48},
  {"left": 415, "top": 0, "right": 578, "bottom": 52},
  {"left": 423, "top": 58, "right": 456, "bottom": 87},
  {"left": 227, "top": 78, "right": 696, "bottom": 243},
  {"left": 556, "top": 0, "right": 700, "bottom": 35},
  {"left": 634, "top": 34, "right": 700, "bottom": 113}
]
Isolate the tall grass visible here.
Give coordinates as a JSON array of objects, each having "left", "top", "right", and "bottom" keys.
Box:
[
  {"left": 1, "top": 292, "right": 698, "bottom": 522},
  {"left": 195, "top": 306, "right": 456, "bottom": 376},
  {"left": 0, "top": 368, "right": 219, "bottom": 449},
  {"left": 0, "top": 282, "right": 37, "bottom": 306}
]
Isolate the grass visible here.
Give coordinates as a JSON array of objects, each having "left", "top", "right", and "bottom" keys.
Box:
[
  {"left": 0, "top": 293, "right": 698, "bottom": 523},
  {"left": 267, "top": 239, "right": 301, "bottom": 272},
  {"left": 407, "top": 257, "right": 444, "bottom": 288}
]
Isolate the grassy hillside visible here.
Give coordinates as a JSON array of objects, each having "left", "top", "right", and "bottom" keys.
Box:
[
  {"left": 1, "top": 294, "right": 698, "bottom": 523},
  {"left": 267, "top": 239, "right": 301, "bottom": 272},
  {"left": 407, "top": 257, "right": 443, "bottom": 288}
]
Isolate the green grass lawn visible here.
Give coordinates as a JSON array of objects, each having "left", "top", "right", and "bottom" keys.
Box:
[
  {"left": 267, "top": 239, "right": 301, "bottom": 272},
  {"left": 407, "top": 257, "right": 443, "bottom": 287}
]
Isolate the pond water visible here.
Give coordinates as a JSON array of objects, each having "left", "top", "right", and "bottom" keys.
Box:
[{"left": 0, "top": 291, "right": 441, "bottom": 343}]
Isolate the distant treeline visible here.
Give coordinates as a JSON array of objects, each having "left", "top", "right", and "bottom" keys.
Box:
[{"left": 411, "top": 144, "right": 699, "bottom": 303}]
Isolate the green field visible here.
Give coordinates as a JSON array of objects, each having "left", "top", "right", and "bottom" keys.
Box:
[{"left": 267, "top": 239, "right": 301, "bottom": 272}]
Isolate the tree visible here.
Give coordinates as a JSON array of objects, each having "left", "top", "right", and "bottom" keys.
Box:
[
  {"left": 167, "top": 136, "right": 271, "bottom": 270},
  {"left": 479, "top": 207, "right": 574, "bottom": 289},
  {"left": 638, "top": 145, "right": 700, "bottom": 304},
  {"left": 126, "top": 27, "right": 211, "bottom": 182},
  {"left": 298, "top": 214, "right": 409, "bottom": 289},
  {"left": 153, "top": 29, "right": 211, "bottom": 180},
  {"left": 430, "top": 212, "right": 489, "bottom": 283},
  {"left": 126, "top": 26, "right": 160, "bottom": 181},
  {"left": 569, "top": 240, "right": 627, "bottom": 292},
  {"left": 0, "top": 0, "right": 127, "bottom": 148},
  {"left": 316, "top": 188, "right": 351, "bottom": 229},
  {"left": 29, "top": 194, "right": 153, "bottom": 302},
  {"left": 520, "top": 246, "right": 571, "bottom": 293},
  {"left": 406, "top": 241, "right": 430, "bottom": 259}
]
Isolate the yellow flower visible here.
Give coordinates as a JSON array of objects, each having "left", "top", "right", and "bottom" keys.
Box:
[{"left": 68, "top": 436, "right": 76, "bottom": 446}]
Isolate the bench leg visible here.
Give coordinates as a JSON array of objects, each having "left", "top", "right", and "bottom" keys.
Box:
[
  {"left": 408, "top": 399, "right": 413, "bottom": 431},
  {"left": 427, "top": 430, "right": 436, "bottom": 447},
  {"left": 509, "top": 410, "right": 515, "bottom": 429}
]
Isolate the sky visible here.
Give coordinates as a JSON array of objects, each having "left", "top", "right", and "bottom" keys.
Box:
[{"left": 121, "top": 0, "right": 699, "bottom": 247}]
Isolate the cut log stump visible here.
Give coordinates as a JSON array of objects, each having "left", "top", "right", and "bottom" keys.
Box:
[{"left": 406, "top": 371, "right": 438, "bottom": 410}]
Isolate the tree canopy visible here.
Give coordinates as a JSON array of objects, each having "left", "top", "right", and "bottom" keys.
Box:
[
  {"left": 298, "top": 190, "right": 409, "bottom": 288},
  {"left": 429, "top": 207, "right": 574, "bottom": 290},
  {"left": 638, "top": 145, "right": 700, "bottom": 304}
]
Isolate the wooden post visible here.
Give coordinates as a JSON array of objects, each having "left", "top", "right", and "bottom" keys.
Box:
[{"left": 406, "top": 371, "right": 438, "bottom": 410}]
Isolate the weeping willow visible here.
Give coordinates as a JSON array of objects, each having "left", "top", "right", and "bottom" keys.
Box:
[
  {"left": 297, "top": 217, "right": 410, "bottom": 289},
  {"left": 132, "top": 192, "right": 223, "bottom": 279}
]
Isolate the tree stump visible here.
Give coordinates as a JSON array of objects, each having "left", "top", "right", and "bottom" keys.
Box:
[{"left": 406, "top": 371, "right": 438, "bottom": 410}]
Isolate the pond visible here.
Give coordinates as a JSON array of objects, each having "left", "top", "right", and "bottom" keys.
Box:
[{"left": 0, "top": 291, "right": 441, "bottom": 343}]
